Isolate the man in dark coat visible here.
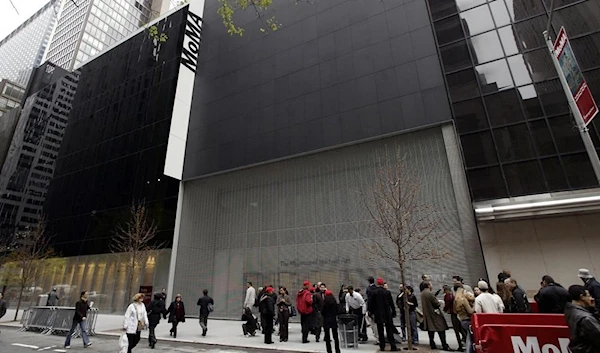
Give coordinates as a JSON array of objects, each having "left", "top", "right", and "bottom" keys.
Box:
[
  {"left": 505, "top": 278, "right": 531, "bottom": 313},
  {"left": 564, "top": 285, "right": 600, "bottom": 353},
  {"left": 367, "top": 278, "right": 398, "bottom": 351},
  {"left": 578, "top": 269, "right": 600, "bottom": 311},
  {"left": 147, "top": 292, "right": 167, "bottom": 348},
  {"left": 535, "top": 275, "right": 570, "bottom": 314},
  {"left": 312, "top": 286, "right": 324, "bottom": 342},
  {"left": 420, "top": 281, "right": 451, "bottom": 351},
  {"left": 259, "top": 287, "right": 276, "bottom": 344},
  {"left": 47, "top": 288, "right": 59, "bottom": 306},
  {"left": 167, "top": 294, "right": 186, "bottom": 338},
  {"left": 64, "top": 291, "right": 92, "bottom": 349},
  {"left": 197, "top": 289, "right": 214, "bottom": 336}
]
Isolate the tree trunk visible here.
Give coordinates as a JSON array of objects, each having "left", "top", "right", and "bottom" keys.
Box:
[
  {"left": 14, "top": 285, "right": 24, "bottom": 321},
  {"left": 400, "top": 262, "right": 414, "bottom": 350}
]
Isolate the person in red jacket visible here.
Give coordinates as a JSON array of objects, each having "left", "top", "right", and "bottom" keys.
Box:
[{"left": 297, "top": 280, "right": 315, "bottom": 343}]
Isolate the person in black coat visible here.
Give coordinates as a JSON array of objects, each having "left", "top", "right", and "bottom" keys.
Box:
[
  {"left": 167, "top": 294, "right": 186, "bottom": 338},
  {"left": 147, "top": 293, "right": 167, "bottom": 349},
  {"left": 535, "top": 275, "right": 570, "bottom": 314},
  {"left": 322, "top": 290, "right": 341, "bottom": 353},
  {"left": 259, "top": 287, "right": 276, "bottom": 344},
  {"left": 242, "top": 307, "right": 258, "bottom": 336},
  {"left": 197, "top": 289, "right": 214, "bottom": 336},
  {"left": 368, "top": 278, "right": 398, "bottom": 352}
]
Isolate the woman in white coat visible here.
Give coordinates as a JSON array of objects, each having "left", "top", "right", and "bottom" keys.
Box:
[{"left": 123, "top": 293, "right": 149, "bottom": 353}]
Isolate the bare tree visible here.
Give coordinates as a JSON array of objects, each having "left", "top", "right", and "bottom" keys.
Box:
[
  {"left": 110, "top": 201, "right": 163, "bottom": 302},
  {"left": 4, "top": 218, "right": 54, "bottom": 321},
  {"left": 360, "top": 147, "right": 447, "bottom": 350}
]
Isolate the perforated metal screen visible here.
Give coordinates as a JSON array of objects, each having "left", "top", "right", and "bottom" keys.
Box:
[{"left": 173, "top": 125, "right": 486, "bottom": 318}]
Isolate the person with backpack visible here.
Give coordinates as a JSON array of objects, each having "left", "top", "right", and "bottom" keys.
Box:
[
  {"left": 297, "top": 280, "right": 316, "bottom": 343},
  {"left": 197, "top": 289, "right": 214, "bottom": 336}
]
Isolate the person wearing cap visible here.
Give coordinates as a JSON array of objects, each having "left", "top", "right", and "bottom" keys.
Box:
[
  {"left": 474, "top": 280, "right": 503, "bottom": 314},
  {"left": 47, "top": 287, "right": 59, "bottom": 306},
  {"left": 167, "top": 294, "right": 186, "bottom": 338},
  {"left": 259, "top": 286, "right": 276, "bottom": 344},
  {"left": 578, "top": 269, "right": 600, "bottom": 311},
  {"left": 368, "top": 278, "right": 398, "bottom": 351},
  {"left": 420, "top": 281, "right": 452, "bottom": 351},
  {"left": 297, "top": 280, "right": 316, "bottom": 343}
]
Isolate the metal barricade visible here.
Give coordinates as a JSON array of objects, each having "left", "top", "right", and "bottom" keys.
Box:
[
  {"left": 338, "top": 314, "right": 359, "bottom": 349},
  {"left": 20, "top": 306, "right": 98, "bottom": 337}
]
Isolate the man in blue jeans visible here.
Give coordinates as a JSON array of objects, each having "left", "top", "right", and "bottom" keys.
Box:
[{"left": 64, "top": 291, "right": 93, "bottom": 349}]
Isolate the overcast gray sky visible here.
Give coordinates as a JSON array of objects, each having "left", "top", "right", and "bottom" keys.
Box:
[{"left": 0, "top": 0, "right": 50, "bottom": 41}]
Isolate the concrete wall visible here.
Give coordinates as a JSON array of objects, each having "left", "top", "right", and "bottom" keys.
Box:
[{"left": 479, "top": 213, "right": 600, "bottom": 296}]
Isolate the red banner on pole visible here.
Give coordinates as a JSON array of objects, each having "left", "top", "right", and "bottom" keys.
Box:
[{"left": 553, "top": 27, "right": 599, "bottom": 125}]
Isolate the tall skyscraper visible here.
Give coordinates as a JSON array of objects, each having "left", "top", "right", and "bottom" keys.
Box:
[
  {"left": 0, "top": 0, "right": 60, "bottom": 86},
  {"left": 46, "top": 0, "right": 168, "bottom": 71}
]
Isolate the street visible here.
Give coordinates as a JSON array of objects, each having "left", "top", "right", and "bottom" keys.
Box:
[{"left": 0, "top": 327, "right": 287, "bottom": 353}]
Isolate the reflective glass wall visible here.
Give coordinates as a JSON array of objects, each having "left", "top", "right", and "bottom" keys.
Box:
[{"left": 428, "top": 0, "right": 600, "bottom": 200}]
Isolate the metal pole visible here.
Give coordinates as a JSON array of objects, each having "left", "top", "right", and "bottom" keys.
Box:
[{"left": 544, "top": 30, "right": 600, "bottom": 184}]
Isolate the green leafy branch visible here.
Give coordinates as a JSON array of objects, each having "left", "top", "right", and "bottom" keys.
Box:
[{"left": 148, "top": 25, "right": 169, "bottom": 43}]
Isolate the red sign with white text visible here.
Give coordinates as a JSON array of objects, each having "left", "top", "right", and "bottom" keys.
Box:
[{"left": 553, "top": 27, "right": 598, "bottom": 126}]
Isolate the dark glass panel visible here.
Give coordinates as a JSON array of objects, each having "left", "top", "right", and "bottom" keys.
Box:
[
  {"left": 428, "top": 0, "right": 458, "bottom": 20},
  {"left": 434, "top": 15, "right": 465, "bottom": 45},
  {"left": 548, "top": 114, "right": 585, "bottom": 153},
  {"left": 503, "top": 160, "right": 547, "bottom": 196},
  {"left": 467, "top": 166, "right": 507, "bottom": 200},
  {"left": 528, "top": 119, "right": 557, "bottom": 156},
  {"left": 447, "top": 68, "right": 480, "bottom": 102},
  {"left": 511, "top": 15, "right": 549, "bottom": 52},
  {"left": 509, "top": 0, "right": 546, "bottom": 21},
  {"left": 460, "top": 131, "right": 498, "bottom": 167},
  {"left": 516, "top": 85, "right": 544, "bottom": 119},
  {"left": 570, "top": 33, "right": 600, "bottom": 71},
  {"left": 453, "top": 98, "right": 489, "bottom": 133},
  {"left": 440, "top": 41, "right": 472, "bottom": 73},
  {"left": 552, "top": 2, "right": 600, "bottom": 38},
  {"left": 536, "top": 79, "right": 570, "bottom": 116},
  {"left": 540, "top": 157, "right": 569, "bottom": 191},
  {"left": 484, "top": 89, "right": 525, "bottom": 126},
  {"left": 522, "top": 48, "right": 558, "bottom": 83},
  {"left": 562, "top": 152, "right": 598, "bottom": 189},
  {"left": 493, "top": 123, "right": 535, "bottom": 162}
]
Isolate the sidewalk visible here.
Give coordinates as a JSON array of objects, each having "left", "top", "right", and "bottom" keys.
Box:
[{"left": 1, "top": 309, "right": 457, "bottom": 352}]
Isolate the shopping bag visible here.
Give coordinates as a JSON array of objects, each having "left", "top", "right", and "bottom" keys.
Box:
[{"left": 119, "top": 333, "right": 128, "bottom": 353}]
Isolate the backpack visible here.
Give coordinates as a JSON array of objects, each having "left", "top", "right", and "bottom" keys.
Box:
[
  {"left": 296, "top": 290, "right": 313, "bottom": 315},
  {"left": 208, "top": 303, "right": 214, "bottom": 312}
]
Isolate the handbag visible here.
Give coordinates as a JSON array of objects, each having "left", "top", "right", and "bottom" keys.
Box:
[
  {"left": 207, "top": 303, "right": 214, "bottom": 312},
  {"left": 118, "top": 333, "right": 128, "bottom": 353},
  {"left": 289, "top": 306, "right": 297, "bottom": 317},
  {"left": 133, "top": 304, "right": 145, "bottom": 331}
]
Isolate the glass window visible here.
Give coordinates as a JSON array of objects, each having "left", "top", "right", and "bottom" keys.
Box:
[
  {"left": 467, "top": 166, "right": 507, "bottom": 200},
  {"left": 498, "top": 26, "right": 519, "bottom": 56},
  {"left": 503, "top": 160, "right": 547, "bottom": 195},
  {"left": 493, "top": 123, "right": 535, "bottom": 162},
  {"left": 570, "top": 33, "right": 600, "bottom": 71},
  {"left": 434, "top": 15, "right": 465, "bottom": 45},
  {"left": 427, "top": 0, "right": 458, "bottom": 20},
  {"left": 456, "top": 0, "right": 487, "bottom": 11},
  {"left": 549, "top": 115, "right": 585, "bottom": 154},
  {"left": 460, "top": 5, "right": 495, "bottom": 36},
  {"left": 536, "top": 79, "right": 570, "bottom": 116},
  {"left": 489, "top": 0, "right": 511, "bottom": 27},
  {"left": 484, "top": 89, "right": 525, "bottom": 126},
  {"left": 562, "top": 152, "right": 597, "bottom": 189},
  {"left": 529, "top": 119, "right": 557, "bottom": 156},
  {"left": 454, "top": 98, "right": 489, "bottom": 133},
  {"left": 517, "top": 85, "right": 544, "bottom": 119},
  {"left": 552, "top": 2, "right": 600, "bottom": 38},
  {"left": 505, "top": 0, "right": 546, "bottom": 21},
  {"left": 440, "top": 41, "right": 472, "bottom": 73},
  {"left": 512, "top": 15, "right": 550, "bottom": 52},
  {"left": 447, "top": 68, "right": 480, "bottom": 102},
  {"left": 522, "top": 48, "right": 558, "bottom": 83},
  {"left": 507, "top": 55, "right": 532, "bottom": 86},
  {"left": 470, "top": 31, "right": 505, "bottom": 64},
  {"left": 476, "top": 59, "right": 514, "bottom": 94},
  {"left": 460, "top": 131, "right": 498, "bottom": 167},
  {"left": 540, "top": 157, "right": 568, "bottom": 191}
]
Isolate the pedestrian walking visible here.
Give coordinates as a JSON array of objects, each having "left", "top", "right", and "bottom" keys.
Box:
[
  {"left": 312, "top": 285, "right": 324, "bottom": 342},
  {"left": 47, "top": 288, "right": 59, "bottom": 306},
  {"left": 146, "top": 293, "right": 167, "bottom": 349},
  {"left": 167, "top": 294, "right": 186, "bottom": 338},
  {"left": 368, "top": 278, "right": 398, "bottom": 352},
  {"left": 504, "top": 278, "right": 530, "bottom": 313},
  {"left": 197, "top": 289, "right": 214, "bottom": 336},
  {"left": 297, "top": 280, "right": 316, "bottom": 343},
  {"left": 0, "top": 292, "right": 7, "bottom": 335},
  {"left": 420, "top": 281, "right": 452, "bottom": 351},
  {"left": 64, "top": 291, "right": 93, "bottom": 349},
  {"left": 577, "top": 269, "right": 600, "bottom": 311},
  {"left": 535, "top": 275, "right": 570, "bottom": 314},
  {"left": 444, "top": 285, "right": 465, "bottom": 351},
  {"left": 276, "top": 287, "right": 291, "bottom": 342},
  {"left": 455, "top": 288, "right": 475, "bottom": 353},
  {"left": 564, "top": 285, "right": 600, "bottom": 353},
  {"left": 244, "top": 282, "right": 257, "bottom": 310},
  {"left": 322, "top": 290, "right": 341, "bottom": 353},
  {"left": 259, "top": 287, "right": 276, "bottom": 344},
  {"left": 123, "top": 293, "right": 149, "bottom": 353}
]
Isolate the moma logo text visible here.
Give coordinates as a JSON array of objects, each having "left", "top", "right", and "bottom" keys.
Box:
[
  {"left": 181, "top": 10, "right": 203, "bottom": 73},
  {"left": 511, "top": 336, "right": 570, "bottom": 353}
]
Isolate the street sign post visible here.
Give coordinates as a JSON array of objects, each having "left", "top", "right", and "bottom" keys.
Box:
[{"left": 544, "top": 28, "right": 600, "bottom": 184}]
